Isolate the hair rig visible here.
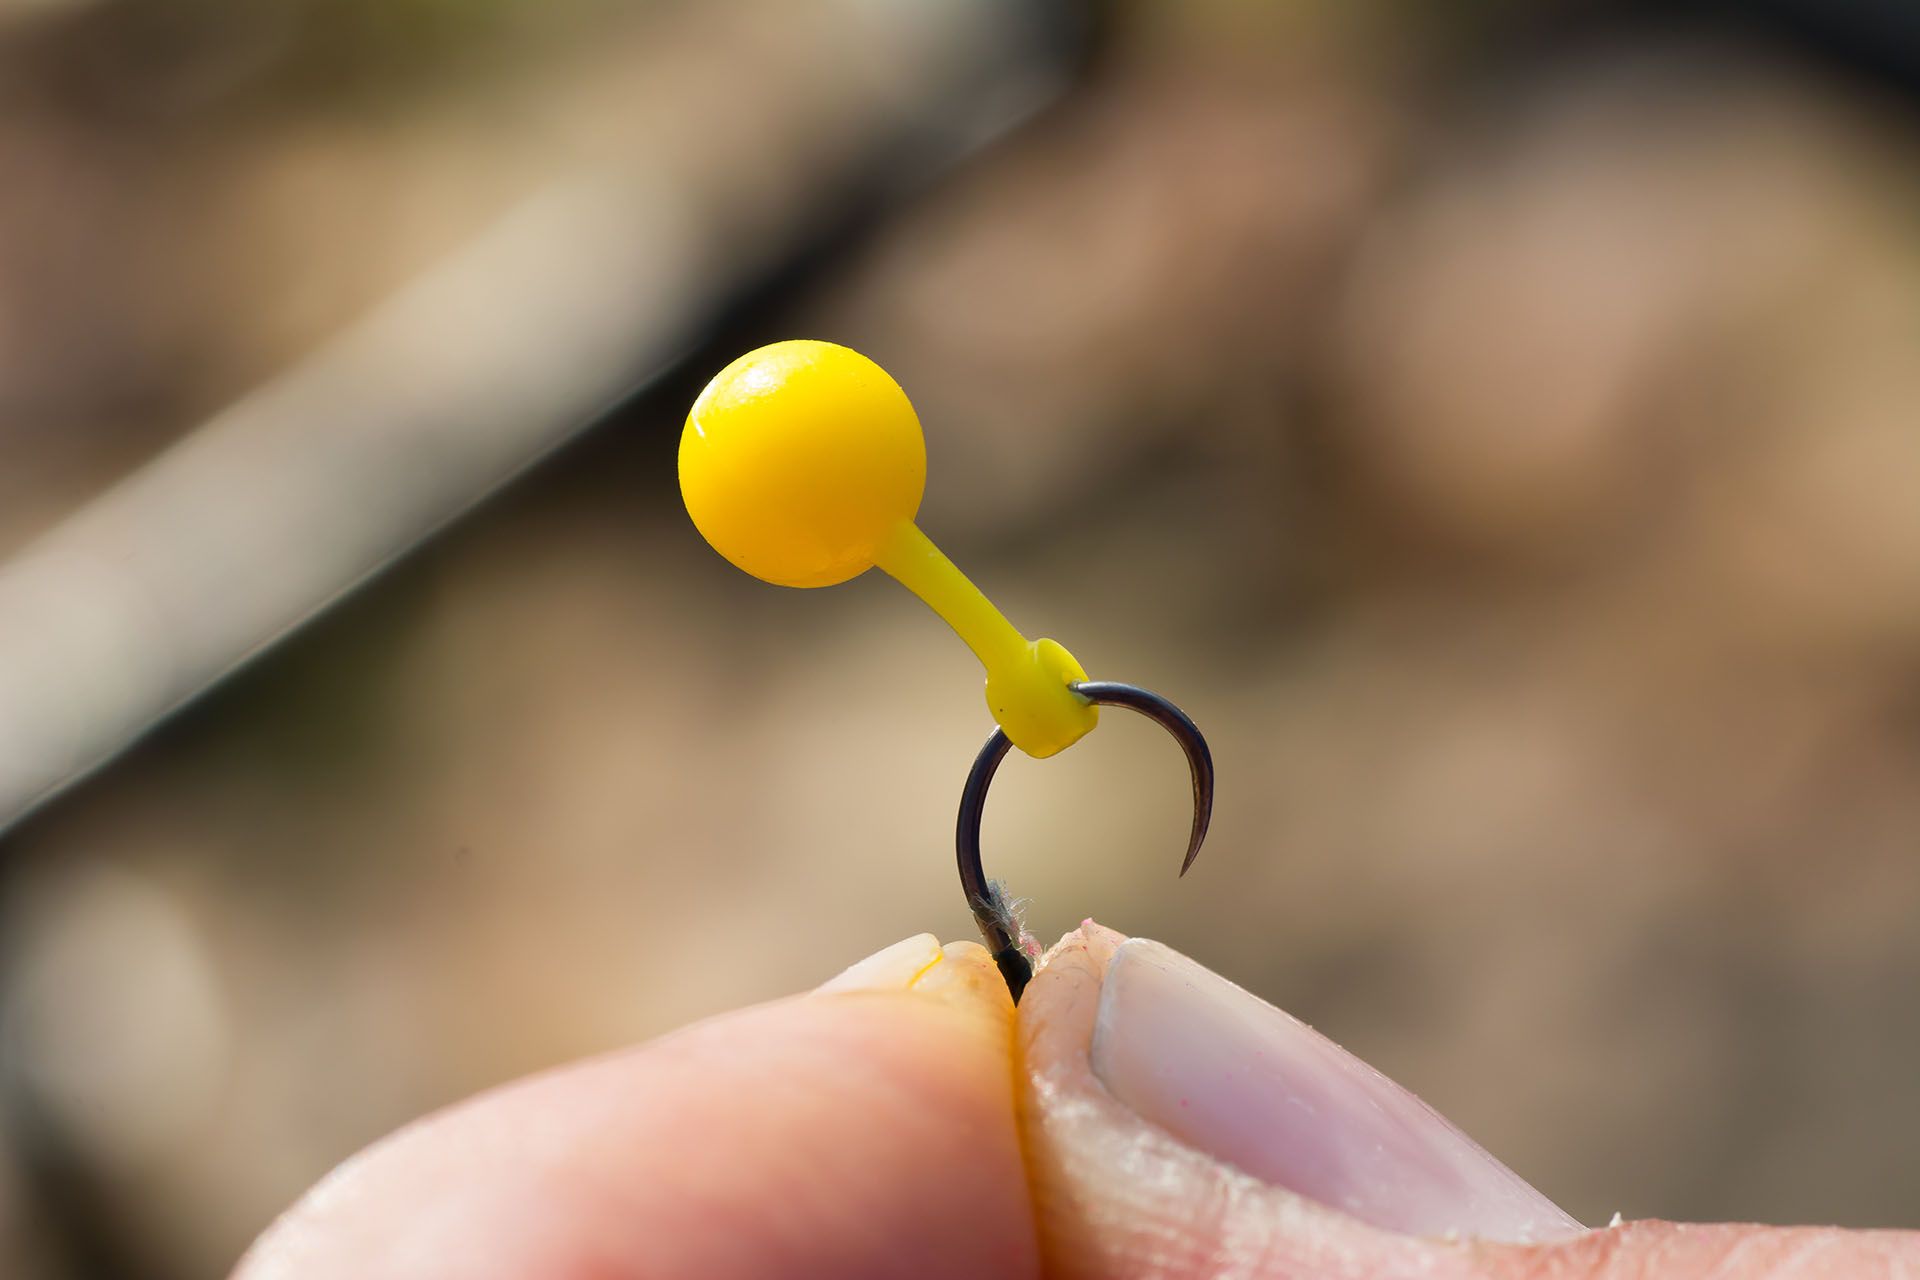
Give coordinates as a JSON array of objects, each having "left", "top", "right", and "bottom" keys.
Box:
[{"left": 679, "top": 340, "right": 1213, "bottom": 1002}]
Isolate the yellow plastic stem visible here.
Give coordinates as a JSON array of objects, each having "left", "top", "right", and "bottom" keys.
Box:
[
  {"left": 876, "top": 520, "right": 1097, "bottom": 759},
  {"left": 875, "top": 521, "right": 1025, "bottom": 672}
]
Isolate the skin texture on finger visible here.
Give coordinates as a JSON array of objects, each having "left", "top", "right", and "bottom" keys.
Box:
[
  {"left": 1478, "top": 1220, "right": 1920, "bottom": 1280},
  {"left": 236, "top": 935, "right": 1039, "bottom": 1280},
  {"left": 1018, "top": 923, "right": 1920, "bottom": 1280}
]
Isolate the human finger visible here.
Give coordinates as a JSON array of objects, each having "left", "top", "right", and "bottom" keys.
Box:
[
  {"left": 237, "top": 934, "right": 1038, "bottom": 1280},
  {"left": 1017, "top": 923, "right": 1920, "bottom": 1279}
]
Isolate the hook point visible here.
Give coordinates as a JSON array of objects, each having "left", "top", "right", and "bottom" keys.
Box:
[{"left": 1075, "top": 681, "right": 1214, "bottom": 881}]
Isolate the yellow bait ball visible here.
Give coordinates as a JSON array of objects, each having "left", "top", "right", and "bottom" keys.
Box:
[
  {"left": 680, "top": 339, "right": 1096, "bottom": 758},
  {"left": 679, "top": 340, "right": 926, "bottom": 588}
]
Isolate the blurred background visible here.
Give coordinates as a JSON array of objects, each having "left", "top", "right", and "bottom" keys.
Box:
[{"left": 3, "top": 0, "right": 1920, "bottom": 1274}]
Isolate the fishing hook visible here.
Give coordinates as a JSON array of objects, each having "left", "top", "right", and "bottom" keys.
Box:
[
  {"left": 677, "top": 342, "right": 1220, "bottom": 1004},
  {"left": 957, "top": 680, "right": 1214, "bottom": 1003}
]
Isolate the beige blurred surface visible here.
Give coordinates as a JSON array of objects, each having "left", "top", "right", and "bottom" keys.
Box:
[{"left": 4, "top": 3, "right": 1920, "bottom": 1276}]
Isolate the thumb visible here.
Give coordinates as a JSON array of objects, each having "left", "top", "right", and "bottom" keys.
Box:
[{"left": 1018, "top": 923, "right": 1920, "bottom": 1279}]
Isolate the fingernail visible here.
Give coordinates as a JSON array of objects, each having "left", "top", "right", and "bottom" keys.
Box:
[
  {"left": 1089, "top": 938, "right": 1584, "bottom": 1243},
  {"left": 817, "top": 935, "right": 1010, "bottom": 1012},
  {"left": 817, "top": 934, "right": 944, "bottom": 993}
]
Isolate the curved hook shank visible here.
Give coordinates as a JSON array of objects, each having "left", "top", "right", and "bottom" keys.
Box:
[
  {"left": 955, "top": 728, "right": 1029, "bottom": 999},
  {"left": 955, "top": 681, "right": 1215, "bottom": 1002}
]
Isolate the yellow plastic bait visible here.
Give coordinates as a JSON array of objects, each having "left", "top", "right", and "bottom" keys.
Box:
[
  {"left": 679, "top": 339, "right": 1213, "bottom": 1001},
  {"left": 680, "top": 339, "right": 1096, "bottom": 758}
]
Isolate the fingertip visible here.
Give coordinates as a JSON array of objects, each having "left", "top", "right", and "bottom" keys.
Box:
[
  {"left": 817, "top": 935, "right": 1014, "bottom": 1042},
  {"left": 908, "top": 940, "right": 1012, "bottom": 1011},
  {"left": 242, "top": 935, "right": 1038, "bottom": 1280},
  {"left": 1043, "top": 920, "right": 1128, "bottom": 968},
  {"left": 1016, "top": 923, "right": 1557, "bottom": 1277},
  {"left": 816, "top": 932, "right": 945, "bottom": 993}
]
